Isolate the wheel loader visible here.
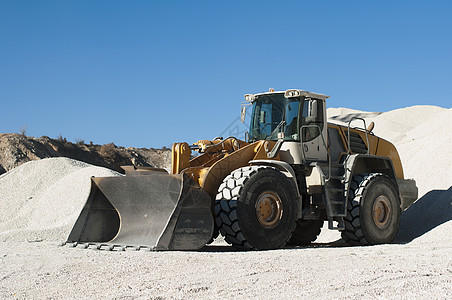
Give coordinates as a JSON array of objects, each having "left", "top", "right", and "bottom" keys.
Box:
[{"left": 66, "top": 89, "right": 418, "bottom": 251}]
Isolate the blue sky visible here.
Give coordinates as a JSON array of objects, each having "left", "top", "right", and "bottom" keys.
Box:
[{"left": 1, "top": 1, "right": 451, "bottom": 148}]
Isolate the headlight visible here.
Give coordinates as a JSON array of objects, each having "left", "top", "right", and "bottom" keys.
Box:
[
  {"left": 285, "top": 89, "right": 301, "bottom": 98},
  {"left": 244, "top": 94, "right": 256, "bottom": 102}
]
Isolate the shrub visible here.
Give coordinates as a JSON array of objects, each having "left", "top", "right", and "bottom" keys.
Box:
[
  {"left": 19, "top": 125, "right": 27, "bottom": 136},
  {"left": 75, "top": 138, "right": 85, "bottom": 145},
  {"left": 57, "top": 134, "right": 67, "bottom": 142}
]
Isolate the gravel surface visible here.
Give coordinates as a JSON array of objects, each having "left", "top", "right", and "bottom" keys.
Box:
[
  {"left": 0, "top": 106, "right": 451, "bottom": 299},
  {"left": 0, "top": 239, "right": 450, "bottom": 299}
]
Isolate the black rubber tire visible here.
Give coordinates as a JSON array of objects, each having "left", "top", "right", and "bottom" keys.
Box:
[
  {"left": 215, "top": 166, "right": 298, "bottom": 250},
  {"left": 341, "top": 173, "right": 401, "bottom": 245},
  {"left": 287, "top": 219, "right": 323, "bottom": 246}
]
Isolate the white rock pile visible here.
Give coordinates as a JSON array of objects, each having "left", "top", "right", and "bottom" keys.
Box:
[{"left": 0, "top": 157, "right": 121, "bottom": 242}]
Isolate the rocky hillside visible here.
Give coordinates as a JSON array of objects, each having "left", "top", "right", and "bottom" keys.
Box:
[{"left": 0, "top": 133, "right": 171, "bottom": 175}]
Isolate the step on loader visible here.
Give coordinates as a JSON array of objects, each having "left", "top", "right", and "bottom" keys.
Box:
[{"left": 66, "top": 89, "right": 418, "bottom": 251}]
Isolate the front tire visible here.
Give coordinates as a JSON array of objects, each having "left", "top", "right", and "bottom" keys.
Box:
[
  {"left": 342, "top": 173, "right": 401, "bottom": 245},
  {"left": 215, "top": 166, "right": 298, "bottom": 250}
]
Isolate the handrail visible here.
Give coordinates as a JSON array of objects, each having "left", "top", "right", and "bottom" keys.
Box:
[
  {"left": 300, "top": 124, "right": 331, "bottom": 180},
  {"left": 347, "top": 117, "right": 370, "bottom": 155}
]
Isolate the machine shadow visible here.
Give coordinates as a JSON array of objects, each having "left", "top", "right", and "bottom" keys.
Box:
[
  {"left": 394, "top": 187, "right": 451, "bottom": 244},
  {"left": 200, "top": 187, "right": 451, "bottom": 252},
  {"left": 199, "top": 242, "right": 345, "bottom": 253}
]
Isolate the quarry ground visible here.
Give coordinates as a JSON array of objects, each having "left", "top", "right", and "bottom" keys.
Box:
[{"left": 1, "top": 233, "right": 451, "bottom": 299}]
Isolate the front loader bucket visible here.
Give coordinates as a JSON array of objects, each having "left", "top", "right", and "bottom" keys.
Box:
[{"left": 66, "top": 172, "right": 214, "bottom": 250}]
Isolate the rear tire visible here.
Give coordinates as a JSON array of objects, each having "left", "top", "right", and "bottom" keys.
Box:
[
  {"left": 341, "top": 173, "right": 401, "bottom": 245},
  {"left": 287, "top": 219, "right": 323, "bottom": 246},
  {"left": 215, "top": 166, "right": 298, "bottom": 250}
]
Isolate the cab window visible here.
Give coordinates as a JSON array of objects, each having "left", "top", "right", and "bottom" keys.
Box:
[{"left": 283, "top": 100, "right": 300, "bottom": 140}]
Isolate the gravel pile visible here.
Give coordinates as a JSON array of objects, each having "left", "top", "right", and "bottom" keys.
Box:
[{"left": 0, "top": 157, "right": 121, "bottom": 242}]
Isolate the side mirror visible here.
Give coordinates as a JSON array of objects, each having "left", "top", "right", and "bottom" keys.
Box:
[
  {"left": 241, "top": 105, "right": 246, "bottom": 123},
  {"left": 309, "top": 100, "right": 318, "bottom": 118}
]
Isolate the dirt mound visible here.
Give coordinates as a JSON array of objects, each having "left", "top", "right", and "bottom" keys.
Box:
[{"left": 0, "top": 133, "right": 171, "bottom": 174}]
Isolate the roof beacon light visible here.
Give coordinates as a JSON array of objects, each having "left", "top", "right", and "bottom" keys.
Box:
[{"left": 269, "top": 88, "right": 275, "bottom": 92}]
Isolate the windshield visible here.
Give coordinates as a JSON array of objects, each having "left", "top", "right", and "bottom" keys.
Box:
[{"left": 249, "top": 93, "right": 300, "bottom": 141}]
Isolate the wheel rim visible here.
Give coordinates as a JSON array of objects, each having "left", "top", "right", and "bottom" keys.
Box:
[
  {"left": 372, "top": 195, "right": 391, "bottom": 229},
  {"left": 255, "top": 191, "right": 283, "bottom": 228}
]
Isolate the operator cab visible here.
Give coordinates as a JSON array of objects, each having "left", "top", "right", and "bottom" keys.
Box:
[{"left": 243, "top": 89, "right": 329, "bottom": 163}]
